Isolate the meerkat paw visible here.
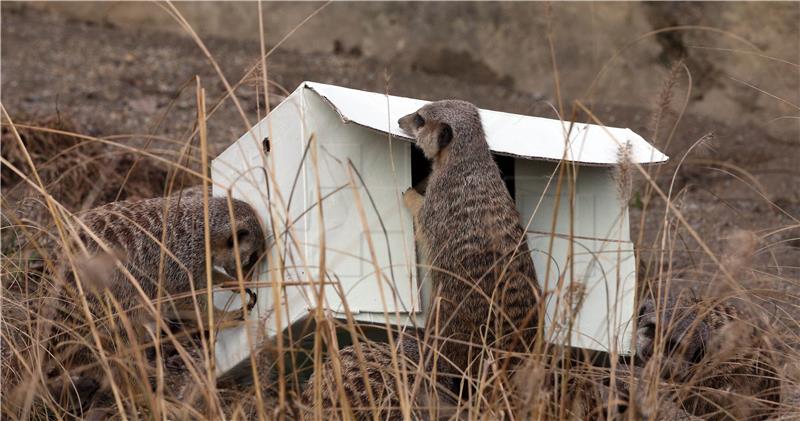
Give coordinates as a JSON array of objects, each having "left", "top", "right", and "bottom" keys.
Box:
[
  {"left": 217, "top": 292, "right": 255, "bottom": 322},
  {"left": 169, "top": 290, "right": 252, "bottom": 330},
  {"left": 403, "top": 187, "right": 424, "bottom": 217}
]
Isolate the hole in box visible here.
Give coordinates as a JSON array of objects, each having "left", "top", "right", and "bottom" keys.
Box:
[
  {"left": 410, "top": 147, "right": 515, "bottom": 199},
  {"left": 410, "top": 147, "right": 430, "bottom": 190},
  {"left": 494, "top": 154, "right": 516, "bottom": 200},
  {"left": 262, "top": 137, "right": 270, "bottom": 153}
]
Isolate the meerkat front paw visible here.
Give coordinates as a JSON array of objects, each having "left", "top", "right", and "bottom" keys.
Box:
[
  {"left": 213, "top": 289, "right": 256, "bottom": 323},
  {"left": 403, "top": 187, "right": 424, "bottom": 218}
]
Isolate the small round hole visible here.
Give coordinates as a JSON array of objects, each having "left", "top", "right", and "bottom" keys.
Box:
[{"left": 262, "top": 137, "right": 270, "bottom": 152}]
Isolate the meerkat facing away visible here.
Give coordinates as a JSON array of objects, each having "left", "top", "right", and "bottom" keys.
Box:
[
  {"left": 398, "top": 100, "right": 541, "bottom": 381},
  {"left": 301, "top": 335, "right": 459, "bottom": 421},
  {"left": 634, "top": 293, "right": 781, "bottom": 420},
  {"left": 5, "top": 193, "right": 266, "bottom": 417}
]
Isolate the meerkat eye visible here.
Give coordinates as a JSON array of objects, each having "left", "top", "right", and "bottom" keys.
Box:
[
  {"left": 414, "top": 113, "right": 425, "bottom": 127},
  {"left": 641, "top": 322, "right": 656, "bottom": 339},
  {"left": 227, "top": 229, "right": 250, "bottom": 248},
  {"left": 637, "top": 304, "right": 648, "bottom": 320}
]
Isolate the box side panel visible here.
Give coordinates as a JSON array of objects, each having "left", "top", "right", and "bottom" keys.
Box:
[
  {"left": 301, "top": 89, "right": 419, "bottom": 315},
  {"left": 211, "top": 91, "right": 316, "bottom": 374},
  {"left": 515, "top": 161, "right": 635, "bottom": 354}
]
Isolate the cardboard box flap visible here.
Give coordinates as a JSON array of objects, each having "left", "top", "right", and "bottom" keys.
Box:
[{"left": 305, "top": 81, "right": 669, "bottom": 166}]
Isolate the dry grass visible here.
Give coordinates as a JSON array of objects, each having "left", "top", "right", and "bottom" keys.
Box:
[{"left": 2, "top": 4, "right": 799, "bottom": 421}]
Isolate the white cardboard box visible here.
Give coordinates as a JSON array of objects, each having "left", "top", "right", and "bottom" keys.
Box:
[{"left": 211, "top": 82, "right": 668, "bottom": 374}]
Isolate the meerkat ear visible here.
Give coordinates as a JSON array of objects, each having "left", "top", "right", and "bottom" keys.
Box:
[{"left": 438, "top": 123, "right": 453, "bottom": 149}]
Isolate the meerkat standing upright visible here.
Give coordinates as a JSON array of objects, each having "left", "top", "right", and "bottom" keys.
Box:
[
  {"left": 399, "top": 100, "right": 541, "bottom": 383},
  {"left": 301, "top": 100, "right": 540, "bottom": 419}
]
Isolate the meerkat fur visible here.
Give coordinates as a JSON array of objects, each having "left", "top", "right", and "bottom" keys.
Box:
[
  {"left": 299, "top": 100, "right": 542, "bottom": 418},
  {"left": 634, "top": 293, "right": 781, "bottom": 420},
  {"left": 301, "top": 336, "right": 459, "bottom": 421},
  {"left": 398, "top": 100, "right": 541, "bottom": 381},
  {"left": 5, "top": 192, "right": 266, "bottom": 415}
]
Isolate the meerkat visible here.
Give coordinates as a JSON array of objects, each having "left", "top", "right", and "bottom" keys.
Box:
[
  {"left": 303, "top": 339, "right": 419, "bottom": 421},
  {"left": 4, "top": 192, "right": 266, "bottom": 417},
  {"left": 284, "top": 101, "right": 541, "bottom": 419},
  {"left": 301, "top": 335, "right": 459, "bottom": 421},
  {"left": 61, "top": 191, "right": 264, "bottom": 336},
  {"left": 398, "top": 100, "right": 541, "bottom": 382},
  {"left": 633, "top": 293, "right": 781, "bottom": 420}
]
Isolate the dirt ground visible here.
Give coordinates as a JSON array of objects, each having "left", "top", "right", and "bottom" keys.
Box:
[{"left": 2, "top": 5, "right": 798, "bottom": 308}]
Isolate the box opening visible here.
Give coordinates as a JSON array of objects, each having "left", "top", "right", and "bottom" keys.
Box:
[
  {"left": 494, "top": 154, "right": 515, "bottom": 201},
  {"left": 410, "top": 147, "right": 515, "bottom": 200},
  {"left": 410, "top": 146, "right": 430, "bottom": 189}
]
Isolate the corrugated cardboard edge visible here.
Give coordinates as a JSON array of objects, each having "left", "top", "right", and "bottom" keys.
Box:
[{"left": 303, "top": 82, "right": 669, "bottom": 167}]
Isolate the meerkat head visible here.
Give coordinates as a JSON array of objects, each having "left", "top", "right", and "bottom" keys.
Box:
[
  {"left": 398, "top": 100, "right": 485, "bottom": 161},
  {"left": 635, "top": 294, "right": 711, "bottom": 378},
  {"left": 207, "top": 198, "right": 267, "bottom": 279}
]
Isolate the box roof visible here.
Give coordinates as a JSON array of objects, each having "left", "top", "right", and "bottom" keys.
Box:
[{"left": 305, "top": 81, "right": 668, "bottom": 165}]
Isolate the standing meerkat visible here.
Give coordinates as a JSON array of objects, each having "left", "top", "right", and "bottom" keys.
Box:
[
  {"left": 4, "top": 192, "right": 266, "bottom": 417},
  {"left": 633, "top": 293, "right": 781, "bottom": 420},
  {"left": 398, "top": 100, "right": 541, "bottom": 383},
  {"left": 300, "top": 100, "right": 541, "bottom": 419}
]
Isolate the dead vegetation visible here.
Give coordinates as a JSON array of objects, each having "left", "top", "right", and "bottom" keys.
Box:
[
  {"left": 0, "top": 114, "right": 176, "bottom": 228},
  {"left": 2, "top": 4, "right": 799, "bottom": 421},
  {"left": 2, "top": 94, "right": 797, "bottom": 421}
]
